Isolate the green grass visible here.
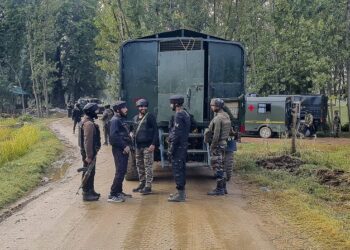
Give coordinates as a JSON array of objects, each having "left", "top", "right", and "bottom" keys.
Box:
[
  {"left": 236, "top": 139, "right": 350, "bottom": 249},
  {"left": 0, "top": 119, "right": 63, "bottom": 209}
]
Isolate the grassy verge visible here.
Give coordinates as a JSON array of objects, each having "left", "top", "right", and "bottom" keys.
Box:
[
  {"left": 0, "top": 118, "right": 63, "bottom": 209},
  {"left": 236, "top": 138, "right": 350, "bottom": 249}
]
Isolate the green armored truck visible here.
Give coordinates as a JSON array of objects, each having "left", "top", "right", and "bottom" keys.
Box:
[
  {"left": 119, "top": 29, "right": 246, "bottom": 179},
  {"left": 245, "top": 96, "right": 292, "bottom": 138}
]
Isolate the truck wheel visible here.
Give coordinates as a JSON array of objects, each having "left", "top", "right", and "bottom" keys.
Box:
[
  {"left": 259, "top": 127, "right": 272, "bottom": 138},
  {"left": 125, "top": 150, "right": 138, "bottom": 181}
]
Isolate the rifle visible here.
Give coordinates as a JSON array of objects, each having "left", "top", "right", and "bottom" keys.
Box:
[{"left": 76, "top": 157, "right": 96, "bottom": 195}]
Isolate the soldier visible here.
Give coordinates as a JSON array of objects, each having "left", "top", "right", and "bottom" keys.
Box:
[
  {"left": 72, "top": 103, "right": 83, "bottom": 134},
  {"left": 101, "top": 104, "right": 114, "bottom": 145},
  {"left": 108, "top": 101, "right": 133, "bottom": 203},
  {"left": 78, "top": 103, "right": 101, "bottom": 201},
  {"left": 167, "top": 95, "right": 191, "bottom": 202},
  {"left": 132, "top": 99, "right": 158, "bottom": 195},
  {"left": 205, "top": 98, "right": 231, "bottom": 196},
  {"left": 67, "top": 101, "right": 74, "bottom": 118},
  {"left": 333, "top": 110, "right": 341, "bottom": 138},
  {"left": 304, "top": 111, "right": 315, "bottom": 137}
]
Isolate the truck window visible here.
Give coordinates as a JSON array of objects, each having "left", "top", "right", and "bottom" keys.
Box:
[
  {"left": 258, "top": 103, "right": 271, "bottom": 113},
  {"left": 225, "top": 101, "right": 239, "bottom": 119}
]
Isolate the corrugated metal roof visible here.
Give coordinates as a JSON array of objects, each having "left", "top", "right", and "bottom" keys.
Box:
[{"left": 141, "top": 29, "right": 226, "bottom": 41}]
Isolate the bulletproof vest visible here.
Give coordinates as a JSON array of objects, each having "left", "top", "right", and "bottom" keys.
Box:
[
  {"left": 78, "top": 120, "right": 101, "bottom": 155},
  {"left": 213, "top": 111, "right": 231, "bottom": 142},
  {"left": 305, "top": 114, "right": 313, "bottom": 126}
]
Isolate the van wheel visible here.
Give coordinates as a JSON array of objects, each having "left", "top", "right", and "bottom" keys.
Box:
[
  {"left": 259, "top": 127, "right": 272, "bottom": 138},
  {"left": 125, "top": 150, "right": 138, "bottom": 181}
]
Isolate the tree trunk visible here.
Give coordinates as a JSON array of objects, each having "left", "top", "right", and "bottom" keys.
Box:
[
  {"left": 224, "top": 0, "right": 234, "bottom": 40},
  {"left": 291, "top": 105, "right": 297, "bottom": 154},
  {"left": 116, "top": 0, "right": 130, "bottom": 38},
  {"left": 347, "top": 0, "right": 350, "bottom": 123},
  {"left": 328, "top": 82, "right": 334, "bottom": 125},
  {"left": 43, "top": 52, "right": 49, "bottom": 117},
  {"left": 27, "top": 33, "right": 40, "bottom": 116},
  {"left": 27, "top": 20, "right": 42, "bottom": 117}
]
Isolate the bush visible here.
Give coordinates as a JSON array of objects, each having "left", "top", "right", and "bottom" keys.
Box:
[
  {"left": 341, "top": 123, "right": 349, "bottom": 132},
  {"left": 18, "top": 114, "right": 34, "bottom": 122}
]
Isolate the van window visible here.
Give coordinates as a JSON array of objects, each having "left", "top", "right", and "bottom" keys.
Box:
[{"left": 258, "top": 103, "right": 271, "bottom": 113}]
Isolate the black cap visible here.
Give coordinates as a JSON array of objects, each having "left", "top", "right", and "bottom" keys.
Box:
[
  {"left": 112, "top": 101, "right": 127, "bottom": 111},
  {"left": 83, "top": 103, "right": 98, "bottom": 114},
  {"left": 169, "top": 95, "right": 184, "bottom": 105},
  {"left": 136, "top": 98, "right": 148, "bottom": 107},
  {"left": 104, "top": 104, "right": 110, "bottom": 109}
]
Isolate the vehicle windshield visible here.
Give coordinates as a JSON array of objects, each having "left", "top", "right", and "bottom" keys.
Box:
[{"left": 89, "top": 99, "right": 101, "bottom": 104}]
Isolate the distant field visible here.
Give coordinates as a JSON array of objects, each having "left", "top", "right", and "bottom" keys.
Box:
[
  {"left": 236, "top": 137, "right": 350, "bottom": 249},
  {"left": 0, "top": 118, "right": 62, "bottom": 208}
]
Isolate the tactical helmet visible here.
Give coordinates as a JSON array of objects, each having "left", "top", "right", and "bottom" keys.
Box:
[
  {"left": 169, "top": 95, "right": 184, "bottom": 105},
  {"left": 210, "top": 98, "right": 224, "bottom": 109},
  {"left": 136, "top": 98, "right": 148, "bottom": 107},
  {"left": 83, "top": 103, "right": 98, "bottom": 116},
  {"left": 112, "top": 101, "right": 127, "bottom": 111}
]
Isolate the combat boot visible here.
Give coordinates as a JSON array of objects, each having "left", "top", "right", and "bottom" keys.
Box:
[
  {"left": 91, "top": 189, "right": 101, "bottom": 197},
  {"left": 132, "top": 182, "right": 145, "bottom": 192},
  {"left": 91, "top": 179, "right": 100, "bottom": 197},
  {"left": 83, "top": 190, "right": 99, "bottom": 201},
  {"left": 207, "top": 181, "right": 225, "bottom": 196},
  {"left": 223, "top": 181, "right": 228, "bottom": 194},
  {"left": 168, "top": 190, "right": 186, "bottom": 202},
  {"left": 140, "top": 186, "right": 152, "bottom": 195}
]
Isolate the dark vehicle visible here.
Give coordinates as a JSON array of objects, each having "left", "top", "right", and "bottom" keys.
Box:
[
  {"left": 77, "top": 97, "right": 105, "bottom": 114},
  {"left": 119, "top": 29, "right": 246, "bottom": 179},
  {"left": 269, "top": 95, "right": 328, "bottom": 133}
]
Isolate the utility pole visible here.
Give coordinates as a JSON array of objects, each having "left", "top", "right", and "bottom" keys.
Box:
[{"left": 291, "top": 102, "right": 300, "bottom": 154}]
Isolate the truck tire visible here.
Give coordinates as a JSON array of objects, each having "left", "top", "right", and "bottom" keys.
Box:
[
  {"left": 259, "top": 126, "right": 272, "bottom": 138},
  {"left": 125, "top": 150, "right": 138, "bottom": 181}
]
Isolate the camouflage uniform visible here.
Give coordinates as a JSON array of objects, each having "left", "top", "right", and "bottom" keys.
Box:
[
  {"left": 132, "top": 109, "right": 158, "bottom": 191},
  {"left": 224, "top": 137, "right": 237, "bottom": 182},
  {"left": 304, "top": 112, "right": 315, "bottom": 136},
  {"left": 135, "top": 148, "right": 154, "bottom": 187},
  {"left": 333, "top": 112, "right": 341, "bottom": 138},
  {"left": 207, "top": 109, "right": 231, "bottom": 191}
]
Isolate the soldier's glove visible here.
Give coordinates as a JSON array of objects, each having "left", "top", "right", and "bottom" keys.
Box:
[{"left": 123, "top": 146, "right": 130, "bottom": 155}]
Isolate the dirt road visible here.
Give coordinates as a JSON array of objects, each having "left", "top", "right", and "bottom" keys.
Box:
[{"left": 0, "top": 118, "right": 309, "bottom": 250}]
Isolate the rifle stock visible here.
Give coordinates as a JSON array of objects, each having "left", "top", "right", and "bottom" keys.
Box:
[{"left": 76, "top": 157, "right": 96, "bottom": 195}]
